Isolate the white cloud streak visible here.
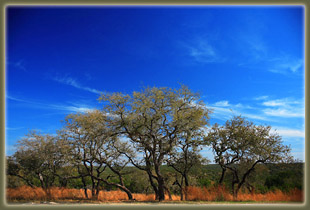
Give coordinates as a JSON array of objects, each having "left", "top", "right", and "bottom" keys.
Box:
[
  {"left": 208, "top": 99, "right": 268, "bottom": 121},
  {"left": 253, "top": 95, "right": 269, "bottom": 100},
  {"left": 209, "top": 96, "right": 304, "bottom": 123},
  {"left": 207, "top": 104, "right": 267, "bottom": 121},
  {"left": 269, "top": 58, "right": 303, "bottom": 74},
  {"left": 238, "top": 34, "right": 303, "bottom": 75},
  {"left": 263, "top": 108, "right": 304, "bottom": 118},
  {"left": 273, "top": 127, "right": 305, "bottom": 138},
  {"left": 6, "top": 95, "right": 31, "bottom": 103},
  {"left": 214, "top": 100, "right": 229, "bottom": 107},
  {"left": 53, "top": 76, "right": 102, "bottom": 95},
  {"left": 7, "top": 95, "right": 95, "bottom": 114},
  {"left": 49, "top": 104, "right": 94, "bottom": 113},
  {"left": 261, "top": 98, "right": 304, "bottom": 118}
]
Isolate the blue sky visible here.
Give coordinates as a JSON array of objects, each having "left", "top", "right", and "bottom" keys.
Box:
[{"left": 5, "top": 6, "right": 305, "bottom": 161}]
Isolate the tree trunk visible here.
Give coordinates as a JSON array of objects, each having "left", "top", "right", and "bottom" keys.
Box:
[
  {"left": 95, "top": 180, "right": 100, "bottom": 199},
  {"left": 91, "top": 182, "right": 98, "bottom": 200},
  {"left": 219, "top": 168, "right": 226, "bottom": 184},
  {"left": 157, "top": 176, "right": 165, "bottom": 202},
  {"left": 105, "top": 164, "right": 134, "bottom": 200},
  {"left": 116, "top": 184, "right": 134, "bottom": 200},
  {"left": 233, "top": 190, "right": 238, "bottom": 200},
  {"left": 164, "top": 185, "right": 172, "bottom": 201},
  {"left": 232, "top": 182, "right": 241, "bottom": 200},
  {"left": 230, "top": 170, "right": 239, "bottom": 200},
  {"left": 83, "top": 188, "right": 88, "bottom": 199},
  {"left": 81, "top": 176, "right": 88, "bottom": 199},
  {"left": 232, "top": 182, "right": 237, "bottom": 200},
  {"left": 147, "top": 171, "right": 159, "bottom": 200},
  {"left": 154, "top": 160, "right": 165, "bottom": 202},
  {"left": 180, "top": 188, "right": 184, "bottom": 201},
  {"left": 184, "top": 174, "right": 189, "bottom": 200},
  {"left": 174, "top": 178, "right": 183, "bottom": 201},
  {"left": 38, "top": 173, "right": 51, "bottom": 200},
  {"left": 99, "top": 178, "right": 134, "bottom": 201},
  {"left": 91, "top": 177, "right": 96, "bottom": 199}
]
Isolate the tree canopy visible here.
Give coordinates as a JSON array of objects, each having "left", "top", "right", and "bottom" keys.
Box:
[
  {"left": 206, "top": 116, "right": 292, "bottom": 198},
  {"left": 98, "top": 86, "right": 211, "bottom": 201},
  {"left": 6, "top": 86, "right": 296, "bottom": 202}
]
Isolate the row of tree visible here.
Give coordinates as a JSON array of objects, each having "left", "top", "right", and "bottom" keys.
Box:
[{"left": 6, "top": 86, "right": 292, "bottom": 201}]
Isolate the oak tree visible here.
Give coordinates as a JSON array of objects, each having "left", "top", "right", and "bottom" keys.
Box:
[
  {"left": 7, "top": 131, "right": 65, "bottom": 198},
  {"left": 167, "top": 128, "right": 209, "bottom": 200},
  {"left": 206, "top": 116, "right": 292, "bottom": 199},
  {"left": 62, "top": 110, "right": 133, "bottom": 200},
  {"left": 99, "top": 85, "right": 211, "bottom": 201}
]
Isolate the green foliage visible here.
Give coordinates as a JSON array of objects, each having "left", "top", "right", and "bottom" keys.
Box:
[
  {"left": 6, "top": 131, "right": 66, "bottom": 192},
  {"left": 206, "top": 116, "right": 293, "bottom": 198},
  {"left": 265, "top": 163, "right": 303, "bottom": 192},
  {"left": 197, "top": 177, "right": 212, "bottom": 188},
  {"left": 5, "top": 86, "right": 300, "bottom": 201},
  {"left": 6, "top": 162, "right": 303, "bottom": 193},
  {"left": 6, "top": 175, "right": 25, "bottom": 188},
  {"left": 99, "top": 85, "right": 211, "bottom": 201}
]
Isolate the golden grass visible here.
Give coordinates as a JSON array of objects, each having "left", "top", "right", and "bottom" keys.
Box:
[
  {"left": 186, "top": 185, "right": 232, "bottom": 201},
  {"left": 186, "top": 186, "right": 303, "bottom": 202},
  {"left": 6, "top": 185, "right": 303, "bottom": 203}
]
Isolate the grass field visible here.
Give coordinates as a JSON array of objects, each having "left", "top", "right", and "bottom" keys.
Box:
[{"left": 6, "top": 185, "right": 303, "bottom": 204}]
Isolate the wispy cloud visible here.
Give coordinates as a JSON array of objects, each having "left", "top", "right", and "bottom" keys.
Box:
[
  {"left": 237, "top": 33, "right": 303, "bottom": 75},
  {"left": 7, "top": 95, "right": 95, "bottom": 114},
  {"left": 6, "top": 127, "right": 24, "bottom": 131},
  {"left": 182, "top": 39, "right": 224, "bottom": 64},
  {"left": 263, "top": 100, "right": 286, "bottom": 107},
  {"left": 261, "top": 98, "right": 304, "bottom": 118},
  {"left": 208, "top": 96, "right": 304, "bottom": 123},
  {"left": 273, "top": 127, "right": 305, "bottom": 138},
  {"left": 49, "top": 104, "right": 94, "bottom": 113},
  {"left": 268, "top": 58, "right": 303, "bottom": 75},
  {"left": 53, "top": 76, "right": 102, "bottom": 95},
  {"left": 214, "top": 100, "right": 229, "bottom": 107},
  {"left": 207, "top": 101, "right": 266, "bottom": 121},
  {"left": 262, "top": 98, "right": 300, "bottom": 107},
  {"left": 236, "top": 30, "right": 268, "bottom": 63},
  {"left": 238, "top": 54, "right": 303, "bottom": 76},
  {"left": 207, "top": 98, "right": 305, "bottom": 158},
  {"left": 6, "top": 95, "right": 30, "bottom": 103},
  {"left": 245, "top": 37, "right": 268, "bottom": 60},
  {"left": 7, "top": 60, "right": 27, "bottom": 72},
  {"left": 263, "top": 108, "right": 304, "bottom": 118},
  {"left": 253, "top": 95, "right": 269, "bottom": 101},
  {"left": 248, "top": 40, "right": 267, "bottom": 54}
]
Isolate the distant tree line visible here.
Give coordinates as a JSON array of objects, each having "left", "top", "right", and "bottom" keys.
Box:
[{"left": 6, "top": 86, "right": 296, "bottom": 201}]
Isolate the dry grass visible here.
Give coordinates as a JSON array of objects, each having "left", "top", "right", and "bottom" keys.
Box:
[
  {"left": 6, "top": 185, "right": 303, "bottom": 203},
  {"left": 6, "top": 186, "right": 178, "bottom": 202},
  {"left": 186, "top": 186, "right": 303, "bottom": 202},
  {"left": 186, "top": 185, "right": 232, "bottom": 201}
]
